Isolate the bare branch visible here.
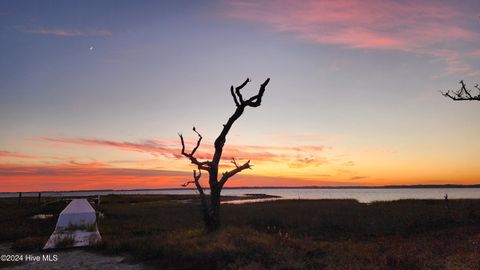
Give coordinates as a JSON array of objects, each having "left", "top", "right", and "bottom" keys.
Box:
[
  {"left": 230, "top": 86, "right": 239, "bottom": 106},
  {"left": 219, "top": 159, "right": 252, "bottom": 188},
  {"left": 181, "top": 170, "right": 204, "bottom": 192},
  {"left": 181, "top": 181, "right": 194, "bottom": 187},
  {"left": 442, "top": 80, "right": 480, "bottom": 101},
  {"left": 182, "top": 170, "right": 208, "bottom": 223},
  {"left": 245, "top": 78, "right": 270, "bottom": 107},
  {"left": 193, "top": 170, "right": 205, "bottom": 195},
  {"left": 231, "top": 157, "right": 239, "bottom": 168},
  {"left": 212, "top": 78, "right": 271, "bottom": 169},
  {"left": 235, "top": 78, "right": 250, "bottom": 104},
  {"left": 191, "top": 126, "right": 202, "bottom": 156},
  {"left": 192, "top": 170, "right": 210, "bottom": 227},
  {"left": 460, "top": 80, "right": 473, "bottom": 99},
  {"left": 441, "top": 90, "right": 458, "bottom": 100},
  {"left": 179, "top": 128, "right": 210, "bottom": 171}
]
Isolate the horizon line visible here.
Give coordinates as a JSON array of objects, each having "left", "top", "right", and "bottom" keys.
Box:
[{"left": 2, "top": 183, "right": 480, "bottom": 194}]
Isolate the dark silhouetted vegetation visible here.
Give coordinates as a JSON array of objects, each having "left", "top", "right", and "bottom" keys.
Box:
[
  {"left": 441, "top": 80, "right": 480, "bottom": 101},
  {"left": 1, "top": 195, "right": 480, "bottom": 269},
  {"left": 179, "top": 78, "right": 271, "bottom": 231}
]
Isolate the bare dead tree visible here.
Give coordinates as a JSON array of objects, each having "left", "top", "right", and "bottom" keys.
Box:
[
  {"left": 441, "top": 80, "right": 480, "bottom": 101},
  {"left": 179, "top": 78, "right": 270, "bottom": 231}
]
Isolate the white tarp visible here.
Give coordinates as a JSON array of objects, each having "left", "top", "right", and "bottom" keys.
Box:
[
  {"left": 44, "top": 199, "right": 101, "bottom": 249},
  {"left": 55, "top": 199, "right": 96, "bottom": 228}
]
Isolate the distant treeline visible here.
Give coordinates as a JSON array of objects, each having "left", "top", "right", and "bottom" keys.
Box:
[
  {"left": 4, "top": 184, "right": 480, "bottom": 195},
  {"left": 220, "top": 184, "right": 480, "bottom": 189}
]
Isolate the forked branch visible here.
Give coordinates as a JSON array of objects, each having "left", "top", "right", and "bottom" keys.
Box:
[
  {"left": 182, "top": 170, "right": 205, "bottom": 195},
  {"left": 230, "top": 78, "right": 269, "bottom": 107},
  {"left": 182, "top": 170, "right": 209, "bottom": 222},
  {"left": 442, "top": 80, "right": 480, "bottom": 101},
  {"left": 245, "top": 78, "right": 270, "bottom": 107},
  {"left": 219, "top": 159, "right": 251, "bottom": 187},
  {"left": 231, "top": 157, "right": 239, "bottom": 168},
  {"left": 179, "top": 127, "right": 210, "bottom": 171},
  {"left": 213, "top": 78, "right": 270, "bottom": 166}
]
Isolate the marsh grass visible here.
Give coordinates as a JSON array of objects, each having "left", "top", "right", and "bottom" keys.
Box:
[
  {"left": 63, "top": 222, "right": 97, "bottom": 232},
  {"left": 92, "top": 196, "right": 480, "bottom": 269},
  {"left": 1, "top": 195, "right": 479, "bottom": 269},
  {"left": 0, "top": 197, "right": 65, "bottom": 251},
  {"left": 53, "top": 234, "right": 76, "bottom": 248}
]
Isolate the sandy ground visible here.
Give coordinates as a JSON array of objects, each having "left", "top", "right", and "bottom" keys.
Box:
[{"left": 0, "top": 243, "right": 148, "bottom": 270}]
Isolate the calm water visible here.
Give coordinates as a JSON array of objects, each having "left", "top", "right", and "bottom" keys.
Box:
[{"left": 1, "top": 188, "right": 479, "bottom": 203}]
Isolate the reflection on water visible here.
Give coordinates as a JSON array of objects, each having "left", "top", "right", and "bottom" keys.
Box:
[
  {"left": 31, "top": 214, "right": 54, "bottom": 219},
  {"left": 221, "top": 188, "right": 480, "bottom": 203},
  {"left": 222, "top": 197, "right": 283, "bottom": 204},
  {"left": 2, "top": 188, "right": 480, "bottom": 203}
]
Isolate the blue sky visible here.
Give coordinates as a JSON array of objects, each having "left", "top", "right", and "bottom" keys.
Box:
[{"left": 1, "top": 0, "right": 479, "bottom": 191}]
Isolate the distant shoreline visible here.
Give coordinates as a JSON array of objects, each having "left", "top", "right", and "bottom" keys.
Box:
[{"left": 2, "top": 184, "right": 480, "bottom": 194}]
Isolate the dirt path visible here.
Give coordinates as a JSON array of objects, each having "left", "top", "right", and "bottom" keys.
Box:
[{"left": 1, "top": 243, "right": 148, "bottom": 270}]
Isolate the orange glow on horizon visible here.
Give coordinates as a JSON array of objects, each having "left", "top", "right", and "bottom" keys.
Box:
[
  {"left": 2, "top": 132, "right": 480, "bottom": 192},
  {"left": 0, "top": 160, "right": 479, "bottom": 192}
]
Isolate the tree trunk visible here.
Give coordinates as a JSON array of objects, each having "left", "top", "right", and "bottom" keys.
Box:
[
  {"left": 205, "top": 186, "right": 221, "bottom": 232},
  {"left": 199, "top": 193, "right": 212, "bottom": 230},
  {"left": 199, "top": 197, "right": 220, "bottom": 232},
  {"left": 179, "top": 78, "right": 270, "bottom": 232}
]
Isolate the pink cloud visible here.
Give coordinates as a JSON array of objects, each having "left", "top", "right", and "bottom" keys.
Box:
[
  {"left": 38, "top": 136, "right": 329, "bottom": 168},
  {"left": 223, "top": 0, "right": 480, "bottom": 75},
  {"left": 0, "top": 162, "right": 357, "bottom": 192},
  {"left": 0, "top": 163, "right": 191, "bottom": 192},
  {"left": 0, "top": 163, "right": 189, "bottom": 178},
  {"left": 470, "top": 49, "right": 480, "bottom": 58},
  {"left": 39, "top": 137, "right": 180, "bottom": 158},
  {"left": 0, "top": 150, "right": 33, "bottom": 159}
]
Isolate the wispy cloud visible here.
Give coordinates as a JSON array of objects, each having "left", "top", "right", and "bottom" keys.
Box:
[
  {"left": 39, "top": 137, "right": 180, "bottom": 158},
  {"left": 38, "top": 136, "right": 330, "bottom": 168},
  {"left": 0, "top": 162, "right": 355, "bottom": 192},
  {"left": 470, "top": 49, "right": 480, "bottom": 58},
  {"left": 0, "top": 163, "right": 191, "bottom": 192},
  {"left": 341, "top": 161, "right": 355, "bottom": 167},
  {"left": 19, "top": 26, "right": 112, "bottom": 37},
  {"left": 350, "top": 176, "right": 368, "bottom": 181},
  {"left": 0, "top": 150, "right": 34, "bottom": 159},
  {"left": 287, "top": 156, "right": 327, "bottom": 169},
  {"left": 0, "top": 163, "right": 189, "bottom": 177},
  {"left": 223, "top": 0, "right": 480, "bottom": 76}
]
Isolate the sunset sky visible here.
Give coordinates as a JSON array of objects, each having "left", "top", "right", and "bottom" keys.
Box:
[{"left": 1, "top": 0, "right": 480, "bottom": 192}]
